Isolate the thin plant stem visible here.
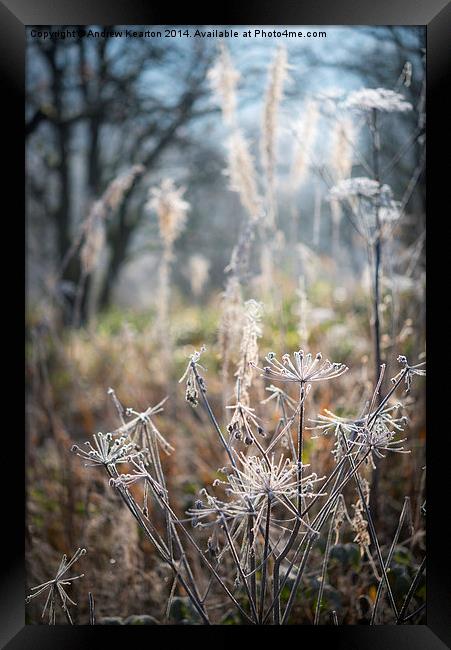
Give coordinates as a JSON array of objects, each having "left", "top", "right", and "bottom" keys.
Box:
[
  {"left": 192, "top": 361, "right": 236, "bottom": 468},
  {"left": 370, "top": 496, "right": 412, "bottom": 624},
  {"left": 396, "top": 556, "right": 426, "bottom": 624},
  {"left": 259, "top": 496, "right": 272, "bottom": 622},
  {"left": 88, "top": 592, "right": 95, "bottom": 625},
  {"left": 314, "top": 501, "right": 338, "bottom": 624},
  {"left": 222, "top": 516, "right": 259, "bottom": 623},
  {"left": 150, "top": 484, "right": 254, "bottom": 623},
  {"left": 340, "top": 429, "right": 399, "bottom": 620},
  {"left": 369, "top": 107, "right": 383, "bottom": 518},
  {"left": 248, "top": 515, "right": 257, "bottom": 608}
]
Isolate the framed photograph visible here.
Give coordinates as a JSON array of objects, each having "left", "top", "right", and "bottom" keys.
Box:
[{"left": 2, "top": 0, "right": 449, "bottom": 645}]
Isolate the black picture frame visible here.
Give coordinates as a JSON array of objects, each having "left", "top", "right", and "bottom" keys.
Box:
[{"left": 4, "top": 0, "right": 450, "bottom": 646}]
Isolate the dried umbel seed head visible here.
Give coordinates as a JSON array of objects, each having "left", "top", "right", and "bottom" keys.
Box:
[
  {"left": 26, "top": 548, "right": 87, "bottom": 624},
  {"left": 252, "top": 349, "right": 348, "bottom": 384},
  {"left": 72, "top": 432, "right": 142, "bottom": 469},
  {"left": 342, "top": 87, "right": 413, "bottom": 113}
]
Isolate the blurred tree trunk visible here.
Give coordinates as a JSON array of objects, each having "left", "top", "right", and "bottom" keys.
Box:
[{"left": 41, "top": 40, "right": 82, "bottom": 324}]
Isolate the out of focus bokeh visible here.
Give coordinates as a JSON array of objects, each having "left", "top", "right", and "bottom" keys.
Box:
[{"left": 26, "top": 25, "right": 426, "bottom": 625}]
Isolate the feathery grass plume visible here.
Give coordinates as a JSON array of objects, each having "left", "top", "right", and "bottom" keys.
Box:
[
  {"left": 147, "top": 178, "right": 190, "bottom": 252},
  {"left": 290, "top": 99, "right": 320, "bottom": 188},
  {"left": 260, "top": 45, "right": 289, "bottom": 229},
  {"left": 26, "top": 548, "right": 87, "bottom": 625},
  {"left": 234, "top": 299, "right": 263, "bottom": 407},
  {"left": 187, "top": 254, "right": 210, "bottom": 297},
  {"left": 78, "top": 164, "right": 146, "bottom": 277},
  {"left": 208, "top": 42, "right": 240, "bottom": 126},
  {"left": 146, "top": 178, "right": 190, "bottom": 381},
  {"left": 79, "top": 203, "right": 106, "bottom": 277},
  {"left": 226, "top": 129, "right": 262, "bottom": 222},
  {"left": 218, "top": 276, "right": 245, "bottom": 386},
  {"left": 71, "top": 164, "right": 145, "bottom": 325}
]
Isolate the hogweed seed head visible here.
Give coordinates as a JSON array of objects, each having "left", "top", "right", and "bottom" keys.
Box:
[
  {"left": 252, "top": 349, "right": 348, "bottom": 384},
  {"left": 71, "top": 432, "right": 143, "bottom": 469},
  {"left": 343, "top": 88, "right": 413, "bottom": 113},
  {"left": 26, "top": 548, "right": 87, "bottom": 624},
  {"left": 225, "top": 130, "right": 262, "bottom": 222}
]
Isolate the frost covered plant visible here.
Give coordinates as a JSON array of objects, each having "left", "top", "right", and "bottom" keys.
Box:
[
  {"left": 226, "top": 400, "right": 265, "bottom": 445},
  {"left": 218, "top": 277, "right": 244, "bottom": 385},
  {"left": 233, "top": 299, "right": 263, "bottom": 407},
  {"left": 226, "top": 130, "right": 262, "bottom": 223},
  {"left": 329, "top": 177, "right": 402, "bottom": 226},
  {"left": 350, "top": 418, "right": 410, "bottom": 469},
  {"left": 343, "top": 88, "right": 413, "bottom": 113},
  {"left": 71, "top": 432, "right": 142, "bottom": 469},
  {"left": 106, "top": 387, "right": 174, "bottom": 456},
  {"left": 391, "top": 355, "right": 426, "bottom": 394},
  {"left": 187, "top": 489, "right": 253, "bottom": 528},
  {"left": 26, "top": 548, "right": 86, "bottom": 624},
  {"left": 70, "top": 343, "right": 425, "bottom": 626},
  {"left": 310, "top": 402, "right": 407, "bottom": 438},
  {"left": 191, "top": 453, "right": 323, "bottom": 537},
  {"left": 260, "top": 384, "right": 298, "bottom": 412},
  {"left": 110, "top": 457, "right": 168, "bottom": 516},
  {"left": 329, "top": 177, "right": 391, "bottom": 202},
  {"left": 178, "top": 345, "right": 206, "bottom": 407},
  {"left": 349, "top": 480, "right": 373, "bottom": 556},
  {"left": 225, "top": 453, "right": 322, "bottom": 515},
  {"left": 252, "top": 350, "right": 348, "bottom": 385}
]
